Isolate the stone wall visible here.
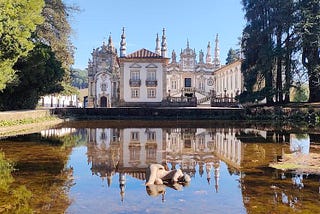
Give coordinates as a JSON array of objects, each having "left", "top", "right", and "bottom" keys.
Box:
[{"left": 53, "top": 107, "right": 245, "bottom": 120}]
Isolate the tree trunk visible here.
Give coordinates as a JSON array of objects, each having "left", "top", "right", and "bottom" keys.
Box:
[
  {"left": 284, "top": 31, "right": 292, "bottom": 103},
  {"left": 308, "top": 68, "right": 320, "bottom": 102},
  {"left": 303, "top": 47, "right": 320, "bottom": 102},
  {"left": 276, "top": 29, "right": 283, "bottom": 103}
]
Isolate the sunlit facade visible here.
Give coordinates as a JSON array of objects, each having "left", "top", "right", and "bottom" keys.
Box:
[{"left": 87, "top": 29, "right": 244, "bottom": 107}]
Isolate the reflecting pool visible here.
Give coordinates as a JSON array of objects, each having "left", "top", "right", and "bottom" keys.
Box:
[{"left": 0, "top": 120, "right": 320, "bottom": 213}]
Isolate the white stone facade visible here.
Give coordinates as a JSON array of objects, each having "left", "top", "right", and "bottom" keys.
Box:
[
  {"left": 119, "top": 49, "right": 169, "bottom": 106},
  {"left": 121, "top": 128, "right": 165, "bottom": 167},
  {"left": 87, "top": 28, "right": 243, "bottom": 107},
  {"left": 213, "top": 60, "right": 242, "bottom": 99},
  {"left": 166, "top": 41, "right": 217, "bottom": 104},
  {"left": 87, "top": 36, "right": 120, "bottom": 108}
]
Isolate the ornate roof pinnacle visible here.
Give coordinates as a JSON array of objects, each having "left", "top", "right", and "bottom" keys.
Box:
[
  {"left": 161, "top": 28, "right": 167, "bottom": 57},
  {"left": 120, "top": 27, "right": 127, "bottom": 57},
  {"left": 155, "top": 33, "right": 161, "bottom": 55}
]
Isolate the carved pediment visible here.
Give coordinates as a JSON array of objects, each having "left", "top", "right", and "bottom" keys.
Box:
[
  {"left": 129, "top": 63, "right": 142, "bottom": 68},
  {"left": 146, "top": 63, "right": 158, "bottom": 68}
]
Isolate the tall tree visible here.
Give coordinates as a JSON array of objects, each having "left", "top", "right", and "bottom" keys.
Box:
[
  {"left": 241, "top": 0, "right": 296, "bottom": 104},
  {"left": 0, "top": 0, "right": 44, "bottom": 91},
  {"left": 296, "top": 0, "right": 320, "bottom": 102},
  {"left": 70, "top": 68, "right": 88, "bottom": 89},
  {"left": 35, "top": 0, "right": 79, "bottom": 96},
  {"left": 226, "top": 48, "right": 239, "bottom": 64},
  {"left": 270, "top": 0, "right": 296, "bottom": 103},
  {"left": 0, "top": 43, "right": 64, "bottom": 110},
  {"left": 241, "top": 0, "right": 275, "bottom": 104},
  {"left": 35, "top": 0, "right": 76, "bottom": 70}
]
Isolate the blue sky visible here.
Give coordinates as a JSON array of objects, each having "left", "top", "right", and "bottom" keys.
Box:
[{"left": 67, "top": 0, "right": 245, "bottom": 70}]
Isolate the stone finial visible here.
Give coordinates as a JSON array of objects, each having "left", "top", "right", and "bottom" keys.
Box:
[
  {"left": 213, "top": 34, "right": 221, "bottom": 68},
  {"left": 199, "top": 49, "right": 204, "bottom": 64},
  {"left": 161, "top": 28, "right": 167, "bottom": 57},
  {"left": 155, "top": 33, "right": 161, "bottom": 55},
  {"left": 171, "top": 50, "right": 176, "bottom": 63},
  {"left": 120, "top": 27, "right": 126, "bottom": 57},
  {"left": 206, "top": 41, "right": 212, "bottom": 64},
  {"left": 107, "top": 33, "right": 115, "bottom": 52}
]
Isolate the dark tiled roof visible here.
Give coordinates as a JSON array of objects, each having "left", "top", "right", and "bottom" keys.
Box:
[{"left": 126, "top": 48, "right": 162, "bottom": 58}]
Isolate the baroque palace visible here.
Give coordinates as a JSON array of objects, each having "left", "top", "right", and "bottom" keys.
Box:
[{"left": 87, "top": 28, "right": 242, "bottom": 108}]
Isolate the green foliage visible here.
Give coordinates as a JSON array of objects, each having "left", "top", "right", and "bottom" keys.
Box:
[
  {"left": 0, "top": 116, "right": 56, "bottom": 128},
  {"left": 225, "top": 48, "right": 239, "bottom": 64},
  {"left": 0, "top": 43, "right": 65, "bottom": 110},
  {"left": 0, "top": 152, "right": 33, "bottom": 214},
  {"left": 35, "top": 0, "right": 77, "bottom": 70},
  {"left": 241, "top": 0, "right": 320, "bottom": 103},
  {"left": 70, "top": 68, "right": 88, "bottom": 89},
  {"left": 0, "top": 61, "right": 15, "bottom": 91},
  {"left": 0, "top": 0, "right": 44, "bottom": 91},
  {"left": 0, "top": 152, "right": 14, "bottom": 192},
  {"left": 292, "top": 84, "right": 309, "bottom": 102},
  {"left": 34, "top": 0, "right": 79, "bottom": 96},
  {"left": 241, "top": 0, "right": 277, "bottom": 103},
  {"left": 296, "top": 0, "right": 320, "bottom": 102}
]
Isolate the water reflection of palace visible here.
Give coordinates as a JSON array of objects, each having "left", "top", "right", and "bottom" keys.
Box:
[
  {"left": 84, "top": 126, "right": 320, "bottom": 208},
  {"left": 85, "top": 127, "right": 249, "bottom": 199},
  {"left": 38, "top": 125, "right": 320, "bottom": 211}
]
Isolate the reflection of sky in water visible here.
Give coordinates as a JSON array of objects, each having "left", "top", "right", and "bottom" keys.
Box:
[
  {"left": 290, "top": 134, "right": 310, "bottom": 154},
  {"left": 66, "top": 146, "right": 245, "bottom": 214},
  {"left": 3, "top": 126, "right": 319, "bottom": 213}
]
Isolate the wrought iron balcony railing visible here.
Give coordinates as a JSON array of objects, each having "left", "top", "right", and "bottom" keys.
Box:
[
  {"left": 145, "top": 80, "right": 157, "bottom": 87},
  {"left": 129, "top": 79, "right": 141, "bottom": 87}
]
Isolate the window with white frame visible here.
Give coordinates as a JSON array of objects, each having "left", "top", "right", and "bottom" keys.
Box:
[
  {"left": 147, "top": 131, "right": 156, "bottom": 141},
  {"left": 171, "top": 80, "right": 177, "bottom": 90},
  {"left": 130, "top": 70, "right": 140, "bottom": 80},
  {"left": 131, "top": 88, "right": 140, "bottom": 98},
  {"left": 198, "top": 80, "right": 204, "bottom": 91},
  {"left": 130, "top": 132, "right": 139, "bottom": 141},
  {"left": 147, "top": 88, "right": 156, "bottom": 98},
  {"left": 147, "top": 70, "right": 156, "bottom": 80}
]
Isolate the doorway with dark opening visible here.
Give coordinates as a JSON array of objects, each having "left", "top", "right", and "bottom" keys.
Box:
[{"left": 100, "top": 96, "right": 107, "bottom": 107}]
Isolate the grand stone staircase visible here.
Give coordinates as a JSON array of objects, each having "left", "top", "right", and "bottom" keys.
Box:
[{"left": 170, "top": 87, "right": 212, "bottom": 105}]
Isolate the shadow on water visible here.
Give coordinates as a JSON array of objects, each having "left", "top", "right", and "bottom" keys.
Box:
[{"left": 0, "top": 120, "right": 319, "bottom": 213}]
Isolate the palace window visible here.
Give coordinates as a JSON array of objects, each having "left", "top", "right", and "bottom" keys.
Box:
[
  {"left": 171, "top": 80, "right": 177, "bottom": 90},
  {"left": 131, "top": 88, "right": 140, "bottom": 98},
  {"left": 146, "top": 144, "right": 157, "bottom": 162},
  {"left": 198, "top": 81, "right": 204, "bottom": 91},
  {"left": 130, "top": 71, "right": 140, "bottom": 80},
  {"left": 146, "top": 70, "right": 157, "bottom": 87},
  {"left": 101, "top": 131, "right": 106, "bottom": 140},
  {"left": 147, "top": 131, "right": 156, "bottom": 141},
  {"left": 129, "top": 144, "right": 141, "bottom": 163},
  {"left": 147, "top": 88, "right": 156, "bottom": 98},
  {"left": 130, "top": 132, "right": 139, "bottom": 141},
  {"left": 185, "top": 78, "right": 191, "bottom": 87},
  {"left": 130, "top": 70, "right": 141, "bottom": 87},
  {"left": 147, "top": 71, "right": 156, "bottom": 81}
]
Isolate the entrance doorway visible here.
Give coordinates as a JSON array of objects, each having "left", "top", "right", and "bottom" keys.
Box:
[{"left": 100, "top": 96, "right": 107, "bottom": 107}]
